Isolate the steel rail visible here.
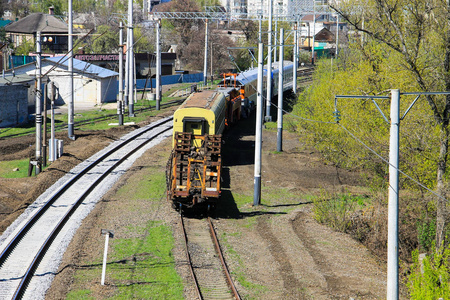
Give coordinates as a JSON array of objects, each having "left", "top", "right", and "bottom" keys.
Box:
[
  {"left": 0, "top": 117, "right": 172, "bottom": 299},
  {"left": 208, "top": 217, "right": 241, "bottom": 300},
  {"left": 179, "top": 214, "right": 203, "bottom": 300},
  {"left": 0, "top": 99, "right": 183, "bottom": 140}
]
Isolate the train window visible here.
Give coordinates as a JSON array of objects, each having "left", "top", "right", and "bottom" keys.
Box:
[{"left": 190, "top": 124, "right": 199, "bottom": 129}]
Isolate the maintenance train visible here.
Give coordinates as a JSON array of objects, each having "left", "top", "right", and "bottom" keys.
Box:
[{"left": 166, "top": 61, "right": 294, "bottom": 210}]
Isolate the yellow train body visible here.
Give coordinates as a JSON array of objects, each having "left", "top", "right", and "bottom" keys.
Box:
[
  {"left": 173, "top": 90, "right": 227, "bottom": 147},
  {"left": 167, "top": 88, "right": 240, "bottom": 209}
]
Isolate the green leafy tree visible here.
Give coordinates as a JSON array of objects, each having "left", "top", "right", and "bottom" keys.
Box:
[
  {"left": 332, "top": 0, "right": 450, "bottom": 250},
  {"left": 14, "top": 38, "right": 34, "bottom": 55},
  {"left": 90, "top": 25, "right": 118, "bottom": 53}
]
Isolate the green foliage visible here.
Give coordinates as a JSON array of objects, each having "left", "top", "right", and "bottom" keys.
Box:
[
  {"left": 30, "top": 0, "right": 66, "bottom": 15},
  {"left": 418, "top": 218, "right": 436, "bottom": 253},
  {"left": 91, "top": 25, "right": 118, "bottom": 53},
  {"left": 294, "top": 40, "right": 441, "bottom": 189},
  {"left": 312, "top": 191, "right": 369, "bottom": 233},
  {"left": 408, "top": 246, "right": 450, "bottom": 299},
  {"left": 133, "top": 27, "right": 153, "bottom": 53},
  {"left": 14, "top": 38, "right": 34, "bottom": 55}
]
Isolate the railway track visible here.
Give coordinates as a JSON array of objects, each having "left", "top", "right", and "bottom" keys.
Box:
[
  {"left": 0, "top": 116, "right": 173, "bottom": 299},
  {"left": 0, "top": 99, "right": 184, "bottom": 140},
  {"left": 180, "top": 214, "right": 240, "bottom": 300},
  {"left": 297, "top": 67, "right": 314, "bottom": 85}
]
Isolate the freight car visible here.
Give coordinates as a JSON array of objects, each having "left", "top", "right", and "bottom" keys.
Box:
[{"left": 166, "top": 87, "right": 241, "bottom": 210}]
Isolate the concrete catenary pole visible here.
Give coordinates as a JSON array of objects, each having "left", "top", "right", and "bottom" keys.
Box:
[
  {"left": 312, "top": 2, "right": 316, "bottom": 65},
  {"left": 124, "top": 28, "right": 129, "bottom": 108},
  {"left": 128, "top": 0, "right": 135, "bottom": 116},
  {"left": 156, "top": 19, "right": 161, "bottom": 110},
  {"left": 335, "top": 14, "right": 339, "bottom": 57},
  {"left": 68, "top": 0, "right": 75, "bottom": 140},
  {"left": 277, "top": 28, "right": 284, "bottom": 152},
  {"left": 265, "top": 0, "right": 273, "bottom": 122},
  {"left": 253, "top": 42, "right": 264, "bottom": 206},
  {"left": 118, "top": 22, "right": 124, "bottom": 125},
  {"left": 274, "top": 20, "right": 277, "bottom": 63},
  {"left": 293, "top": 20, "right": 298, "bottom": 92},
  {"left": 203, "top": 19, "right": 209, "bottom": 85},
  {"left": 49, "top": 82, "right": 56, "bottom": 162},
  {"left": 387, "top": 89, "right": 400, "bottom": 300},
  {"left": 35, "top": 31, "right": 42, "bottom": 175}
]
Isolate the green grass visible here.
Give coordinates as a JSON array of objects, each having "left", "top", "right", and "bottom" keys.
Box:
[
  {"left": 115, "top": 167, "right": 166, "bottom": 201},
  {"left": 66, "top": 290, "right": 94, "bottom": 300},
  {"left": 107, "top": 222, "right": 183, "bottom": 300},
  {"left": 0, "top": 159, "right": 32, "bottom": 178},
  {"left": 66, "top": 167, "right": 184, "bottom": 299}
]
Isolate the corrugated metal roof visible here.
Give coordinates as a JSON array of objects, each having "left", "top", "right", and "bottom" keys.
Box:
[{"left": 45, "top": 56, "right": 118, "bottom": 78}]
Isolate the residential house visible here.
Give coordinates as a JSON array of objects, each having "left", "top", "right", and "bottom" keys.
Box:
[{"left": 4, "top": 10, "right": 68, "bottom": 54}]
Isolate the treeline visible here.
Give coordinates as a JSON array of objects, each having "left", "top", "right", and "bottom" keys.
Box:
[{"left": 293, "top": 0, "right": 450, "bottom": 297}]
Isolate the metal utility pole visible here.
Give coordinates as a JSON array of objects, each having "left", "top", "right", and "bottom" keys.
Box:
[
  {"left": 203, "top": 19, "right": 209, "bottom": 85},
  {"left": 128, "top": 0, "right": 135, "bottom": 117},
  {"left": 387, "top": 89, "right": 400, "bottom": 300},
  {"left": 293, "top": 20, "right": 298, "bottom": 92},
  {"left": 118, "top": 22, "right": 124, "bottom": 125},
  {"left": 35, "top": 31, "right": 42, "bottom": 175},
  {"left": 68, "top": 0, "right": 75, "bottom": 140},
  {"left": 253, "top": 42, "right": 264, "bottom": 206},
  {"left": 265, "top": 0, "right": 273, "bottom": 122},
  {"left": 277, "top": 28, "right": 284, "bottom": 152},
  {"left": 156, "top": 19, "right": 161, "bottom": 110}
]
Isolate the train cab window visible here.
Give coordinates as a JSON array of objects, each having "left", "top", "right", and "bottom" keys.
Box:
[{"left": 183, "top": 117, "right": 207, "bottom": 136}]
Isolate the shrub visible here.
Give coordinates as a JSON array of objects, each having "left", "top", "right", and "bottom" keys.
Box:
[
  {"left": 312, "top": 191, "right": 368, "bottom": 233},
  {"left": 408, "top": 245, "right": 450, "bottom": 299}
]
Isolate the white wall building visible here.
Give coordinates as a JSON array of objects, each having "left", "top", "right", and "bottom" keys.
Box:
[{"left": 7, "top": 56, "right": 118, "bottom": 106}]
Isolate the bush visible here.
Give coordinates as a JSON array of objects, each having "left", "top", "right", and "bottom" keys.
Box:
[
  {"left": 418, "top": 218, "right": 436, "bottom": 253},
  {"left": 312, "top": 191, "right": 368, "bottom": 233},
  {"left": 408, "top": 245, "right": 450, "bottom": 299}
]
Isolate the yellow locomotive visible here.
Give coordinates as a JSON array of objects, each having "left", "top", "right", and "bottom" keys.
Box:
[{"left": 166, "top": 88, "right": 241, "bottom": 210}]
